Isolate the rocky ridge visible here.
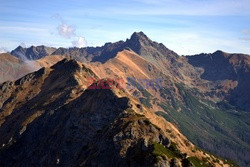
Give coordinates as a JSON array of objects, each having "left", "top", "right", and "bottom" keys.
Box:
[{"left": 0, "top": 58, "right": 231, "bottom": 166}]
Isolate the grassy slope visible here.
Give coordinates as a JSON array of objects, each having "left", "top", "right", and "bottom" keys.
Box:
[{"left": 156, "top": 83, "right": 250, "bottom": 166}]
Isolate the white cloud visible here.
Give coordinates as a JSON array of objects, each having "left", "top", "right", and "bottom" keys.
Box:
[
  {"left": 72, "top": 37, "right": 87, "bottom": 48},
  {"left": 57, "top": 23, "right": 76, "bottom": 39},
  {"left": 53, "top": 14, "right": 87, "bottom": 47}
]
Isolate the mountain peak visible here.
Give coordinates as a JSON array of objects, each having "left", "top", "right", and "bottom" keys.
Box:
[
  {"left": 213, "top": 50, "right": 225, "bottom": 55},
  {"left": 15, "top": 45, "right": 25, "bottom": 50},
  {"left": 124, "top": 31, "right": 153, "bottom": 55},
  {"left": 51, "top": 58, "right": 82, "bottom": 72},
  {"left": 12, "top": 45, "right": 26, "bottom": 53},
  {"left": 130, "top": 31, "right": 149, "bottom": 42},
  {"left": 213, "top": 50, "right": 230, "bottom": 58}
]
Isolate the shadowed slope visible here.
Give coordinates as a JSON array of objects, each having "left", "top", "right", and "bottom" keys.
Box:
[{"left": 0, "top": 59, "right": 230, "bottom": 166}]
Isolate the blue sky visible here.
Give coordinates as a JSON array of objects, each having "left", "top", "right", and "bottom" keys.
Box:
[{"left": 0, "top": 0, "right": 250, "bottom": 55}]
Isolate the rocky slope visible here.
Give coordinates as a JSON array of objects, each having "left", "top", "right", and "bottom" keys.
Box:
[
  {"left": 0, "top": 58, "right": 231, "bottom": 166},
  {"left": 83, "top": 49, "right": 250, "bottom": 167},
  {"left": 2, "top": 31, "right": 250, "bottom": 166},
  {"left": 187, "top": 50, "right": 250, "bottom": 112}
]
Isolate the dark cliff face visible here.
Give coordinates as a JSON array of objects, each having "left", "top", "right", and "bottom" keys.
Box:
[
  {"left": 126, "top": 32, "right": 178, "bottom": 60},
  {"left": 187, "top": 50, "right": 250, "bottom": 112},
  {"left": 50, "top": 32, "right": 151, "bottom": 63},
  {"left": 187, "top": 51, "right": 238, "bottom": 81},
  {"left": 90, "top": 31, "right": 179, "bottom": 63},
  {"left": 11, "top": 45, "right": 56, "bottom": 60}
]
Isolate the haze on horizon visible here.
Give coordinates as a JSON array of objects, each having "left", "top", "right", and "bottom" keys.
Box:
[{"left": 0, "top": 0, "right": 250, "bottom": 55}]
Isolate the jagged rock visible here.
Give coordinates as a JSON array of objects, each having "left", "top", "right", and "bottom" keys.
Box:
[
  {"left": 0, "top": 81, "right": 14, "bottom": 92},
  {"left": 14, "top": 67, "right": 46, "bottom": 86},
  {"left": 154, "top": 156, "right": 170, "bottom": 167},
  {"left": 51, "top": 58, "right": 81, "bottom": 72},
  {"left": 170, "top": 158, "right": 180, "bottom": 167},
  {"left": 159, "top": 134, "right": 171, "bottom": 147},
  {"left": 141, "top": 139, "right": 149, "bottom": 151},
  {"left": 11, "top": 45, "right": 56, "bottom": 60},
  {"left": 181, "top": 158, "right": 194, "bottom": 167}
]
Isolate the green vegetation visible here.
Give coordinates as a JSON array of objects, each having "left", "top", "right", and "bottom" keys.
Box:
[
  {"left": 128, "top": 78, "right": 153, "bottom": 107},
  {"left": 152, "top": 142, "right": 182, "bottom": 159},
  {"left": 152, "top": 142, "right": 174, "bottom": 158},
  {"left": 151, "top": 142, "right": 216, "bottom": 167},
  {"left": 195, "top": 147, "right": 239, "bottom": 167},
  {"left": 159, "top": 86, "right": 180, "bottom": 110},
  {"left": 156, "top": 82, "right": 250, "bottom": 166},
  {"left": 140, "top": 88, "right": 152, "bottom": 98},
  {"left": 139, "top": 97, "right": 152, "bottom": 107},
  {"left": 139, "top": 88, "right": 152, "bottom": 107}
]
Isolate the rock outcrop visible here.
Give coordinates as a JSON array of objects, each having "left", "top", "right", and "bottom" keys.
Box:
[{"left": 0, "top": 59, "right": 230, "bottom": 166}]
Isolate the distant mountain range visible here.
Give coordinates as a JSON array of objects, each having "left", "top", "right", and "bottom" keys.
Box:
[
  {"left": 0, "top": 32, "right": 249, "bottom": 166},
  {"left": 7, "top": 32, "right": 250, "bottom": 113},
  {"left": 11, "top": 45, "right": 57, "bottom": 60}
]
